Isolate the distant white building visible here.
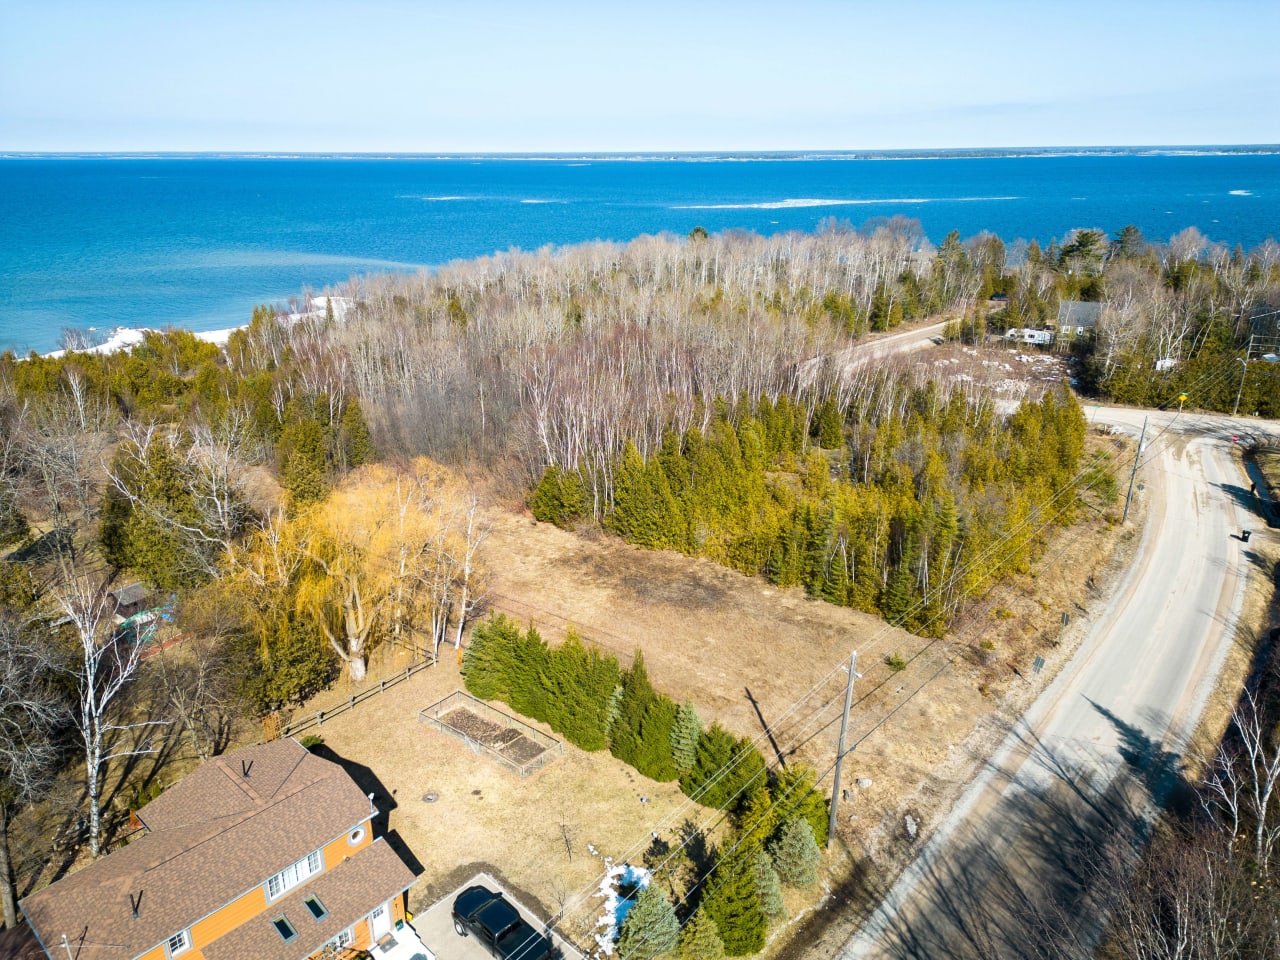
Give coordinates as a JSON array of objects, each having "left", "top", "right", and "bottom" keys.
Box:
[{"left": 1004, "top": 328, "right": 1054, "bottom": 346}]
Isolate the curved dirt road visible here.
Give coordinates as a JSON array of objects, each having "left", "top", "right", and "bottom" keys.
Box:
[{"left": 841, "top": 408, "right": 1277, "bottom": 959}]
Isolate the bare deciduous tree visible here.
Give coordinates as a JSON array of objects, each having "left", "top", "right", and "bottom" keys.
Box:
[
  {"left": 0, "top": 614, "right": 66, "bottom": 928},
  {"left": 55, "top": 575, "right": 164, "bottom": 858}
]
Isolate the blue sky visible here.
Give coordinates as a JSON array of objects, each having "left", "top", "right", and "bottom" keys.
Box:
[{"left": 3, "top": 0, "right": 1278, "bottom": 152}]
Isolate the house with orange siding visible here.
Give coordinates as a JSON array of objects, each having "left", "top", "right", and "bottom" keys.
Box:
[{"left": 20, "top": 738, "right": 422, "bottom": 960}]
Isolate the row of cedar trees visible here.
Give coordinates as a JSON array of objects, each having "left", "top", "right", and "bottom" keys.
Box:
[
  {"left": 532, "top": 377, "right": 1092, "bottom": 635},
  {"left": 462, "top": 615, "right": 828, "bottom": 956}
]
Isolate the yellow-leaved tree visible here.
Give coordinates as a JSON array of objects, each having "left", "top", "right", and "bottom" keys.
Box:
[{"left": 288, "top": 458, "right": 488, "bottom": 682}]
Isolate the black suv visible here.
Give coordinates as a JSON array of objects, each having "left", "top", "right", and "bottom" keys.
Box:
[{"left": 452, "top": 885, "right": 553, "bottom": 960}]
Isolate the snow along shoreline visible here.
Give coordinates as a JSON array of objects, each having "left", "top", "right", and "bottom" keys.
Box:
[{"left": 36, "top": 296, "right": 351, "bottom": 360}]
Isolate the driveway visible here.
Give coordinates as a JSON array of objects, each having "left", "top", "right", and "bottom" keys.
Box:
[{"left": 416, "top": 872, "right": 585, "bottom": 960}]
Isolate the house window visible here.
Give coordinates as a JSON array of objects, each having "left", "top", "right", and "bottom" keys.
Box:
[
  {"left": 304, "top": 895, "right": 328, "bottom": 921},
  {"left": 348, "top": 825, "right": 367, "bottom": 847},
  {"left": 327, "top": 926, "right": 354, "bottom": 949},
  {"left": 166, "top": 930, "right": 191, "bottom": 956},
  {"left": 272, "top": 916, "right": 298, "bottom": 942},
  {"left": 265, "top": 850, "right": 324, "bottom": 899}
]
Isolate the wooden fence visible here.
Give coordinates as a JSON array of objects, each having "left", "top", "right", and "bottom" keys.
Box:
[{"left": 272, "top": 657, "right": 435, "bottom": 740}]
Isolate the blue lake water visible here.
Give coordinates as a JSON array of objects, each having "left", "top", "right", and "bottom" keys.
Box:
[{"left": 2, "top": 151, "right": 1278, "bottom": 354}]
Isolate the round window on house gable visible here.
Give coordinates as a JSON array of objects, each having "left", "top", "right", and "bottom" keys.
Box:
[{"left": 348, "top": 825, "right": 366, "bottom": 846}]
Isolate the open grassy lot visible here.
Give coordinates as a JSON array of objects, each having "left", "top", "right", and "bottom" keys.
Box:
[{"left": 303, "top": 654, "right": 701, "bottom": 947}]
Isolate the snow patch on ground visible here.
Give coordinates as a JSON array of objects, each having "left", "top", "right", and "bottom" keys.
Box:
[{"left": 591, "top": 863, "right": 651, "bottom": 956}]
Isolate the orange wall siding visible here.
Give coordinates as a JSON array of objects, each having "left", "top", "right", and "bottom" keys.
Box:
[
  {"left": 190, "top": 884, "right": 268, "bottom": 948},
  {"left": 322, "top": 816, "right": 373, "bottom": 867}
]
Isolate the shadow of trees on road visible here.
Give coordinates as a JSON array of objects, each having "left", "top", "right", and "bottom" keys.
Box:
[{"left": 862, "top": 710, "right": 1183, "bottom": 960}]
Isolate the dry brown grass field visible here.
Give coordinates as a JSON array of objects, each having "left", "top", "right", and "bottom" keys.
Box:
[{"left": 282, "top": 426, "right": 1133, "bottom": 957}]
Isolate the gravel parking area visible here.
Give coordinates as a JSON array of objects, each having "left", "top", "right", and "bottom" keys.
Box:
[{"left": 416, "top": 872, "right": 584, "bottom": 960}]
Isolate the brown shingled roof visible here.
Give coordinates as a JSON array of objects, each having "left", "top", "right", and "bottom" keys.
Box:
[
  {"left": 20, "top": 740, "right": 375, "bottom": 960},
  {"left": 202, "top": 838, "right": 416, "bottom": 960}
]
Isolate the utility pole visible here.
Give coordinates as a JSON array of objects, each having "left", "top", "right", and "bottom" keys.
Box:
[
  {"left": 1234, "top": 334, "right": 1255, "bottom": 417},
  {"left": 1122, "top": 416, "right": 1148, "bottom": 525},
  {"left": 828, "top": 650, "right": 858, "bottom": 849}
]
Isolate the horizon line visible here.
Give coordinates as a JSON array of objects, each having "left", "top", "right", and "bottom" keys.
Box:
[{"left": 4, "top": 143, "right": 1280, "bottom": 160}]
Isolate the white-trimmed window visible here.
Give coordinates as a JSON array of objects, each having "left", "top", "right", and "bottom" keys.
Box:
[
  {"left": 265, "top": 849, "right": 324, "bottom": 899},
  {"left": 166, "top": 929, "right": 191, "bottom": 956},
  {"left": 347, "top": 825, "right": 367, "bottom": 847},
  {"left": 327, "top": 926, "right": 354, "bottom": 949}
]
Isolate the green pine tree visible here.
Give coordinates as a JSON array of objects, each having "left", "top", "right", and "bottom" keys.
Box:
[
  {"left": 337, "top": 397, "right": 375, "bottom": 469},
  {"left": 671, "top": 700, "right": 702, "bottom": 773},
  {"left": 677, "top": 909, "right": 724, "bottom": 960},
  {"left": 771, "top": 765, "right": 829, "bottom": 848},
  {"left": 279, "top": 413, "right": 329, "bottom": 507},
  {"left": 769, "top": 817, "right": 822, "bottom": 887},
  {"left": 617, "top": 883, "right": 681, "bottom": 960},
  {"left": 703, "top": 849, "right": 767, "bottom": 956},
  {"left": 461, "top": 614, "right": 522, "bottom": 701},
  {"left": 545, "top": 630, "right": 620, "bottom": 751},
  {"left": 530, "top": 465, "right": 589, "bottom": 528},
  {"left": 634, "top": 695, "right": 679, "bottom": 782},
  {"left": 749, "top": 850, "right": 786, "bottom": 922},
  {"left": 611, "top": 651, "right": 658, "bottom": 769},
  {"left": 681, "top": 724, "right": 766, "bottom": 814}
]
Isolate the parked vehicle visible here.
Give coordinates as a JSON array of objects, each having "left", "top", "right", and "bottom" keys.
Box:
[{"left": 452, "top": 885, "right": 552, "bottom": 960}]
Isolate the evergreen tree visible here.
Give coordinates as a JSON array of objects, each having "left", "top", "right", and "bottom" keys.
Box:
[
  {"left": 461, "top": 614, "right": 522, "bottom": 701},
  {"left": 633, "top": 695, "right": 680, "bottom": 782},
  {"left": 671, "top": 700, "right": 702, "bottom": 773},
  {"left": 812, "top": 399, "right": 843, "bottom": 449},
  {"left": 280, "top": 413, "right": 328, "bottom": 507},
  {"left": 769, "top": 817, "right": 821, "bottom": 887},
  {"left": 703, "top": 849, "right": 767, "bottom": 957},
  {"left": 0, "top": 488, "right": 28, "bottom": 547},
  {"left": 98, "top": 484, "right": 134, "bottom": 569},
  {"left": 605, "top": 683, "right": 625, "bottom": 737},
  {"left": 677, "top": 909, "right": 724, "bottom": 960},
  {"left": 771, "top": 765, "right": 829, "bottom": 848},
  {"left": 545, "top": 630, "right": 620, "bottom": 750},
  {"left": 750, "top": 850, "right": 786, "bottom": 922},
  {"left": 507, "top": 625, "right": 551, "bottom": 722},
  {"left": 617, "top": 883, "right": 681, "bottom": 960},
  {"left": 736, "top": 785, "right": 778, "bottom": 850},
  {"left": 611, "top": 651, "right": 658, "bottom": 768},
  {"left": 530, "top": 465, "right": 588, "bottom": 528},
  {"left": 337, "top": 398, "right": 375, "bottom": 470},
  {"left": 681, "top": 724, "right": 766, "bottom": 813}
]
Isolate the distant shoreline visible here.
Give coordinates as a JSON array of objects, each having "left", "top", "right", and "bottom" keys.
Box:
[
  {"left": 32, "top": 297, "right": 351, "bottom": 361},
  {"left": 4, "top": 145, "right": 1280, "bottom": 163}
]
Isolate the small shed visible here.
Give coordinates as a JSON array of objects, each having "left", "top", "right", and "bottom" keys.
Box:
[{"left": 109, "top": 581, "right": 151, "bottom": 622}]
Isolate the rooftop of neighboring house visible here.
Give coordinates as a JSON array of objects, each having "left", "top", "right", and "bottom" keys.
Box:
[
  {"left": 1055, "top": 300, "right": 1103, "bottom": 328},
  {"left": 108, "top": 581, "right": 151, "bottom": 610},
  {"left": 20, "top": 738, "right": 377, "bottom": 960}
]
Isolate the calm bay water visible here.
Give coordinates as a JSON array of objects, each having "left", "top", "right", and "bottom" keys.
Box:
[{"left": 2, "top": 152, "right": 1278, "bottom": 354}]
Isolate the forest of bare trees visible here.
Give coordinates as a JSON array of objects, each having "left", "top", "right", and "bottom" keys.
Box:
[{"left": 1, "top": 218, "right": 1279, "bottom": 947}]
